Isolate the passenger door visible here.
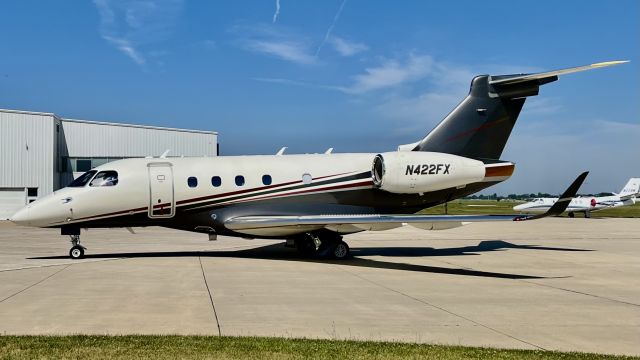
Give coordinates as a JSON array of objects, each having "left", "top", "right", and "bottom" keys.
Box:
[{"left": 148, "top": 163, "right": 175, "bottom": 218}]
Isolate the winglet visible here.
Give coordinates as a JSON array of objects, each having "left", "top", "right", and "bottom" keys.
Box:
[{"left": 515, "top": 171, "right": 589, "bottom": 221}]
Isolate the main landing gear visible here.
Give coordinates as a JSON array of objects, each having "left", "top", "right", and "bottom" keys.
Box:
[
  {"left": 293, "top": 231, "right": 351, "bottom": 260},
  {"left": 69, "top": 235, "right": 86, "bottom": 260}
]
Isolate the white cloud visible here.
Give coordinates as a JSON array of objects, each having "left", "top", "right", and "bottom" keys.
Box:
[
  {"left": 233, "top": 24, "right": 318, "bottom": 65},
  {"left": 245, "top": 40, "right": 316, "bottom": 65},
  {"left": 272, "top": 0, "right": 280, "bottom": 23},
  {"left": 340, "top": 54, "right": 436, "bottom": 94},
  {"left": 93, "top": 0, "right": 183, "bottom": 68},
  {"left": 102, "top": 36, "right": 146, "bottom": 65},
  {"left": 329, "top": 36, "right": 368, "bottom": 57}
]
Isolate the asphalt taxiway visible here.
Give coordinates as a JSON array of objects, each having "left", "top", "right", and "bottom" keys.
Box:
[{"left": 0, "top": 218, "right": 638, "bottom": 355}]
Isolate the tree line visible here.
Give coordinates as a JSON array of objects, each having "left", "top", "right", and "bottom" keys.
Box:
[{"left": 465, "top": 192, "right": 614, "bottom": 201}]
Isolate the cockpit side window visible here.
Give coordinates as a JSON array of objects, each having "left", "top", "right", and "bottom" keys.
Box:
[
  {"left": 68, "top": 170, "right": 97, "bottom": 187},
  {"left": 90, "top": 171, "right": 119, "bottom": 187}
]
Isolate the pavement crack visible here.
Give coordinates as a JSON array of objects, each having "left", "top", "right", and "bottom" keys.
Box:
[
  {"left": 198, "top": 256, "right": 222, "bottom": 336},
  {"left": 522, "top": 280, "right": 640, "bottom": 307},
  {"left": 0, "top": 264, "right": 70, "bottom": 304},
  {"left": 334, "top": 265, "right": 547, "bottom": 351}
]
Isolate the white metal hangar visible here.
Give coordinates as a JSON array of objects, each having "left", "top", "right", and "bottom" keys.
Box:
[{"left": 0, "top": 108, "right": 218, "bottom": 219}]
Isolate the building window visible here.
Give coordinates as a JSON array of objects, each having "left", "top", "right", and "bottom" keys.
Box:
[
  {"left": 76, "top": 159, "right": 92, "bottom": 172},
  {"left": 211, "top": 176, "right": 222, "bottom": 187},
  {"left": 62, "top": 157, "right": 126, "bottom": 173},
  {"left": 90, "top": 171, "right": 119, "bottom": 187},
  {"left": 188, "top": 177, "right": 198, "bottom": 188},
  {"left": 262, "top": 175, "right": 272, "bottom": 186},
  {"left": 235, "top": 175, "right": 245, "bottom": 186}
]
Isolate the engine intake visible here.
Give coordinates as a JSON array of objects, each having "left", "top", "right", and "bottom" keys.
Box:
[{"left": 371, "top": 152, "right": 486, "bottom": 194}]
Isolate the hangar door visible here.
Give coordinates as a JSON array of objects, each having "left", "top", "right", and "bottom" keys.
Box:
[{"left": 0, "top": 188, "right": 26, "bottom": 220}]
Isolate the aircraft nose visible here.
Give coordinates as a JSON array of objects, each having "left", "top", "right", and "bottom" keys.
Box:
[
  {"left": 10, "top": 206, "right": 31, "bottom": 226},
  {"left": 513, "top": 204, "right": 524, "bottom": 211}
]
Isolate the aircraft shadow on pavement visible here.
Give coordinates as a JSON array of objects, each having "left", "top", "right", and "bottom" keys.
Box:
[{"left": 30, "top": 240, "right": 590, "bottom": 280}]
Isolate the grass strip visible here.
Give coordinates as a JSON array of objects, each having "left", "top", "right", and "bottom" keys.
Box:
[{"left": 0, "top": 335, "right": 637, "bottom": 360}]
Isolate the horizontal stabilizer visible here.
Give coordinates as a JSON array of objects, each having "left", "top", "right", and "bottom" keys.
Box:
[{"left": 489, "top": 61, "right": 629, "bottom": 86}]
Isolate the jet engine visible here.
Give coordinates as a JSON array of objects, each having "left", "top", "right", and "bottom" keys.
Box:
[{"left": 371, "top": 152, "right": 486, "bottom": 194}]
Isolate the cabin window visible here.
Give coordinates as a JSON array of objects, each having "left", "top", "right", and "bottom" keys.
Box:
[
  {"left": 262, "top": 175, "right": 272, "bottom": 186},
  {"left": 90, "top": 171, "right": 119, "bottom": 187},
  {"left": 211, "top": 176, "right": 222, "bottom": 187},
  {"left": 68, "top": 170, "right": 97, "bottom": 187},
  {"left": 302, "top": 173, "right": 312, "bottom": 184},
  {"left": 188, "top": 177, "right": 198, "bottom": 188},
  {"left": 235, "top": 175, "right": 245, "bottom": 186}
]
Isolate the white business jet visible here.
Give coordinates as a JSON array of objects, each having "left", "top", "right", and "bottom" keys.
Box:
[
  {"left": 10, "top": 61, "right": 627, "bottom": 259},
  {"left": 514, "top": 178, "right": 639, "bottom": 218}
]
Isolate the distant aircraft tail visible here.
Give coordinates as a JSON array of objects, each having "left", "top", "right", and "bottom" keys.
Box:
[
  {"left": 410, "top": 61, "right": 628, "bottom": 162},
  {"left": 618, "top": 178, "right": 640, "bottom": 199}
]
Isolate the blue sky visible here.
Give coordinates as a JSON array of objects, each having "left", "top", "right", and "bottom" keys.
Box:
[{"left": 0, "top": 0, "right": 638, "bottom": 194}]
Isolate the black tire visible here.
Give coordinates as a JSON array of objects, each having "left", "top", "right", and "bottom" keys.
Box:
[
  {"left": 69, "top": 245, "right": 84, "bottom": 260},
  {"left": 332, "top": 241, "right": 350, "bottom": 260},
  {"left": 568, "top": 212, "right": 575, "bottom": 218},
  {"left": 295, "top": 236, "right": 317, "bottom": 257}
]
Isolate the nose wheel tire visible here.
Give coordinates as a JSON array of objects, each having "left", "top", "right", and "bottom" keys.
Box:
[
  {"left": 69, "top": 245, "right": 85, "bottom": 260},
  {"left": 332, "top": 241, "right": 350, "bottom": 260}
]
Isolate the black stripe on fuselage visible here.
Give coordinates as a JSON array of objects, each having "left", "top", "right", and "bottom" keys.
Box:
[
  {"left": 178, "top": 171, "right": 373, "bottom": 211},
  {"left": 65, "top": 180, "right": 501, "bottom": 233}
]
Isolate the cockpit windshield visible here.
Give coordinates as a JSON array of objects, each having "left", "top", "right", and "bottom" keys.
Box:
[
  {"left": 68, "top": 170, "right": 97, "bottom": 187},
  {"left": 90, "top": 171, "right": 119, "bottom": 187}
]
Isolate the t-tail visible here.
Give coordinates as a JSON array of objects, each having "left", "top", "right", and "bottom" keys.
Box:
[{"left": 406, "top": 61, "right": 628, "bottom": 163}]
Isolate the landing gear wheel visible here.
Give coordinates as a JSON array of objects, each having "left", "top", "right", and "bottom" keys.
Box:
[
  {"left": 295, "top": 234, "right": 319, "bottom": 257},
  {"left": 69, "top": 245, "right": 84, "bottom": 259},
  {"left": 585, "top": 211, "right": 591, "bottom": 218},
  {"left": 332, "top": 241, "right": 350, "bottom": 260},
  {"left": 568, "top": 212, "right": 575, "bottom": 218}
]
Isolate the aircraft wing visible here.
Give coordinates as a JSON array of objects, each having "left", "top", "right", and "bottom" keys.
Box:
[
  {"left": 225, "top": 172, "right": 588, "bottom": 234},
  {"left": 489, "top": 61, "right": 628, "bottom": 86},
  {"left": 619, "top": 193, "right": 638, "bottom": 201}
]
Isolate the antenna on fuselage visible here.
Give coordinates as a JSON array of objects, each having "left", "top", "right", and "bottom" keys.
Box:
[
  {"left": 324, "top": 148, "right": 333, "bottom": 154},
  {"left": 160, "top": 149, "right": 171, "bottom": 158},
  {"left": 276, "top": 147, "right": 287, "bottom": 155}
]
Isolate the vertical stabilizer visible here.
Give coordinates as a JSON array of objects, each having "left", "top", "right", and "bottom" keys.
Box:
[
  {"left": 412, "top": 61, "right": 628, "bottom": 162},
  {"left": 619, "top": 178, "right": 640, "bottom": 197}
]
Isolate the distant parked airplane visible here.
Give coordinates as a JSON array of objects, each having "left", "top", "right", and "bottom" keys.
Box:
[
  {"left": 10, "top": 61, "right": 627, "bottom": 259},
  {"left": 514, "top": 178, "right": 640, "bottom": 218}
]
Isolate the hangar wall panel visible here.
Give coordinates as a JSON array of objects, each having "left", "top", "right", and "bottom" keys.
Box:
[
  {"left": 0, "top": 188, "right": 27, "bottom": 219},
  {"left": 60, "top": 120, "right": 217, "bottom": 158},
  {"left": 0, "top": 111, "right": 55, "bottom": 195}
]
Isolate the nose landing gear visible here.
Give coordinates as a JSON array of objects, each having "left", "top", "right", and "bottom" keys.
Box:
[{"left": 69, "top": 235, "right": 86, "bottom": 259}]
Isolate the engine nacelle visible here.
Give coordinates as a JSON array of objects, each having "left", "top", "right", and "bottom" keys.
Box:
[{"left": 371, "top": 152, "right": 485, "bottom": 194}]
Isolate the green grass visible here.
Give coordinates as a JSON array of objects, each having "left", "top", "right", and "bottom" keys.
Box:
[
  {"left": 419, "top": 200, "right": 640, "bottom": 218},
  {"left": 0, "top": 336, "right": 636, "bottom": 360}
]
